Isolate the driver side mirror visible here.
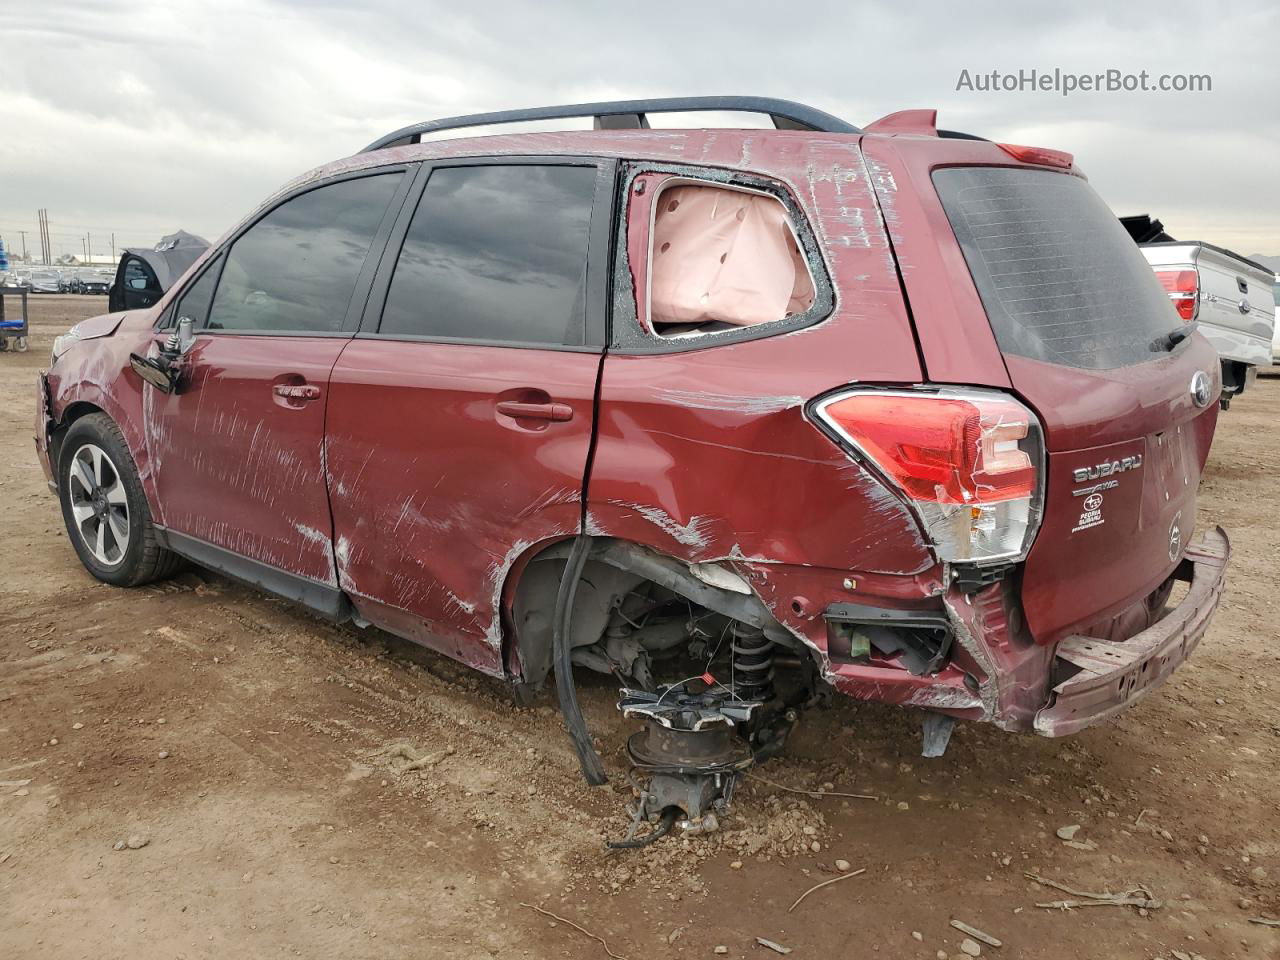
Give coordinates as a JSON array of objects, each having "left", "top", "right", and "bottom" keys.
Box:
[{"left": 129, "top": 353, "right": 177, "bottom": 394}]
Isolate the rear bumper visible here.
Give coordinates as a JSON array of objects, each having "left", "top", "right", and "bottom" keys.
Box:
[
  {"left": 1033, "top": 526, "right": 1229, "bottom": 736},
  {"left": 1201, "top": 323, "right": 1273, "bottom": 368}
]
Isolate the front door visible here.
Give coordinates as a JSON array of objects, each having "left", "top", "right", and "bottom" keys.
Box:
[
  {"left": 144, "top": 171, "right": 408, "bottom": 609},
  {"left": 325, "top": 160, "right": 613, "bottom": 672}
]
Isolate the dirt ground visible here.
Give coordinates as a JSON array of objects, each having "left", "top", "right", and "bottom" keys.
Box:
[{"left": 2, "top": 296, "right": 1277, "bottom": 960}]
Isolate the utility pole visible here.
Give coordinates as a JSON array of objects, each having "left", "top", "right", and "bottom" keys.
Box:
[
  {"left": 18, "top": 230, "right": 26, "bottom": 260},
  {"left": 111, "top": 233, "right": 116, "bottom": 264},
  {"left": 38, "top": 209, "right": 52, "bottom": 265}
]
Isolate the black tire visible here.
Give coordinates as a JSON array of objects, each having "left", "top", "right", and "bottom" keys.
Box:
[{"left": 57, "top": 412, "right": 183, "bottom": 586}]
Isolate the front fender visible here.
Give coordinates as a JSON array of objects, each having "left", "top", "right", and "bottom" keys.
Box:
[{"left": 46, "top": 317, "right": 162, "bottom": 520}]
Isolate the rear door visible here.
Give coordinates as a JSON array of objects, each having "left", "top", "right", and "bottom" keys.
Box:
[
  {"left": 324, "top": 159, "right": 613, "bottom": 673},
  {"left": 927, "top": 163, "right": 1221, "bottom": 642},
  {"left": 144, "top": 171, "right": 408, "bottom": 610}
]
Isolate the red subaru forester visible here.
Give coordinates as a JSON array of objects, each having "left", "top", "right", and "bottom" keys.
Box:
[{"left": 36, "top": 97, "right": 1229, "bottom": 838}]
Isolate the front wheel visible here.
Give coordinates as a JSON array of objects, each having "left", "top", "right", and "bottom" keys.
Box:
[{"left": 57, "top": 412, "right": 182, "bottom": 586}]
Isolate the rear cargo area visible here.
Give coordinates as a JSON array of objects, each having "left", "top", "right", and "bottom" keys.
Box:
[{"left": 867, "top": 139, "right": 1224, "bottom": 643}]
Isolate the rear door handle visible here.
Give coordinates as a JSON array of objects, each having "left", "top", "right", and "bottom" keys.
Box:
[
  {"left": 495, "top": 400, "right": 573, "bottom": 422},
  {"left": 274, "top": 384, "right": 321, "bottom": 400}
]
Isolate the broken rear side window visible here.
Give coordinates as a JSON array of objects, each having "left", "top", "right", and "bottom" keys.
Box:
[
  {"left": 647, "top": 182, "right": 815, "bottom": 338},
  {"left": 934, "top": 167, "right": 1177, "bottom": 370}
]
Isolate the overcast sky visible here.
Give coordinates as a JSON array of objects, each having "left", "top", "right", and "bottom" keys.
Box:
[{"left": 1, "top": 0, "right": 1276, "bottom": 262}]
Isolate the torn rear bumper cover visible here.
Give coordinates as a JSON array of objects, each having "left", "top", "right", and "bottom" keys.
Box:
[{"left": 1034, "top": 526, "right": 1229, "bottom": 737}]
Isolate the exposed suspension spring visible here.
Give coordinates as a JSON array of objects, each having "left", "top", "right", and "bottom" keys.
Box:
[{"left": 730, "top": 624, "right": 775, "bottom": 701}]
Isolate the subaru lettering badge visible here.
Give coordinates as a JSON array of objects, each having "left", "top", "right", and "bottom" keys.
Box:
[{"left": 1190, "top": 371, "right": 1211, "bottom": 408}]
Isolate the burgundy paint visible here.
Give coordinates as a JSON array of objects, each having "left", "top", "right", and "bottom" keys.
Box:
[
  {"left": 1007, "top": 342, "right": 1220, "bottom": 644},
  {"left": 863, "top": 109, "right": 939, "bottom": 137},
  {"left": 1034, "top": 527, "right": 1229, "bottom": 736},
  {"left": 34, "top": 123, "right": 1230, "bottom": 738},
  {"left": 69, "top": 311, "right": 125, "bottom": 340},
  {"left": 858, "top": 135, "right": 1018, "bottom": 388},
  {"left": 323, "top": 339, "right": 599, "bottom": 675},
  {"left": 588, "top": 352, "right": 933, "bottom": 576},
  {"left": 42, "top": 312, "right": 162, "bottom": 510},
  {"left": 143, "top": 334, "right": 344, "bottom": 585}
]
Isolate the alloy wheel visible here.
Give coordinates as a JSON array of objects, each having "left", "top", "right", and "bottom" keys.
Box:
[{"left": 68, "top": 443, "right": 130, "bottom": 566}]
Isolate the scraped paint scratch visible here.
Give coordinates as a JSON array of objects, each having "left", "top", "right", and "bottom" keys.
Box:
[
  {"left": 482, "top": 537, "right": 535, "bottom": 651},
  {"left": 294, "top": 523, "right": 330, "bottom": 546},
  {"left": 611, "top": 501, "right": 711, "bottom": 549},
  {"left": 656, "top": 388, "right": 803, "bottom": 416}
]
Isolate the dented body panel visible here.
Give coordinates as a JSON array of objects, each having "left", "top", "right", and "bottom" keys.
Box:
[
  {"left": 324, "top": 339, "right": 598, "bottom": 675},
  {"left": 35, "top": 116, "right": 1231, "bottom": 744},
  {"left": 42, "top": 311, "right": 161, "bottom": 509},
  {"left": 1035, "top": 527, "right": 1229, "bottom": 735}
]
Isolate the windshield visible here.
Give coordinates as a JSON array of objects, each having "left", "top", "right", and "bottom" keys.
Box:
[{"left": 934, "top": 167, "right": 1179, "bottom": 370}]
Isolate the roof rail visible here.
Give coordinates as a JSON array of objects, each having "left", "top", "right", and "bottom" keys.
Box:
[{"left": 360, "top": 96, "right": 861, "bottom": 152}]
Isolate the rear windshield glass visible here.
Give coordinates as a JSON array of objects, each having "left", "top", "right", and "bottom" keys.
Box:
[{"left": 934, "top": 167, "right": 1178, "bottom": 370}]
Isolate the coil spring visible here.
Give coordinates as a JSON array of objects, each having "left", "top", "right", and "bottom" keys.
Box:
[{"left": 730, "top": 624, "right": 774, "bottom": 701}]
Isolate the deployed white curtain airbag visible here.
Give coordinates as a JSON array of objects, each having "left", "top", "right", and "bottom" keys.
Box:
[{"left": 649, "top": 184, "right": 814, "bottom": 331}]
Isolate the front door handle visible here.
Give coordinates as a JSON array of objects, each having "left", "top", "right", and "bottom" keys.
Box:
[
  {"left": 495, "top": 400, "right": 573, "bottom": 422},
  {"left": 273, "top": 383, "right": 321, "bottom": 401}
]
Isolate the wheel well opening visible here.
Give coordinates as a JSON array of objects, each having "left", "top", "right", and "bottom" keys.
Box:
[
  {"left": 49, "top": 401, "right": 106, "bottom": 472},
  {"left": 508, "top": 537, "right": 806, "bottom": 693}
]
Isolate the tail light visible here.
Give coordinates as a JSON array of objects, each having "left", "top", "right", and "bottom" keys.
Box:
[
  {"left": 997, "top": 142, "right": 1073, "bottom": 169},
  {"left": 1154, "top": 268, "right": 1199, "bottom": 322},
  {"left": 811, "top": 389, "right": 1044, "bottom": 564}
]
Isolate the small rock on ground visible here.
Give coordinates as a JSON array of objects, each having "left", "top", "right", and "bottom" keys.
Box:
[{"left": 960, "top": 938, "right": 982, "bottom": 957}]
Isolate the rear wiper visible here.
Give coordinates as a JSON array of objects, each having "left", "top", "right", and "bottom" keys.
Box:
[{"left": 1152, "top": 321, "right": 1197, "bottom": 352}]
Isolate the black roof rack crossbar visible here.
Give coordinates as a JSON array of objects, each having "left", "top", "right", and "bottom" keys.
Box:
[{"left": 361, "top": 96, "right": 861, "bottom": 152}]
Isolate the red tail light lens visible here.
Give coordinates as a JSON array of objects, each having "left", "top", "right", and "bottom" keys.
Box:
[
  {"left": 997, "top": 142, "right": 1074, "bottom": 169},
  {"left": 812, "top": 390, "right": 1044, "bottom": 564},
  {"left": 1154, "top": 268, "right": 1198, "bottom": 321}
]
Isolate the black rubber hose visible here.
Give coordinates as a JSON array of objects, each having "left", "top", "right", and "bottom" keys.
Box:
[
  {"left": 554, "top": 534, "right": 608, "bottom": 786},
  {"left": 605, "top": 807, "right": 679, "bottom": 850}
]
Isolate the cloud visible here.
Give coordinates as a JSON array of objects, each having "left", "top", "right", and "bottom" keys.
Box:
[{"left": 1, "top": 0, "right": 1276, "bottom": 257}]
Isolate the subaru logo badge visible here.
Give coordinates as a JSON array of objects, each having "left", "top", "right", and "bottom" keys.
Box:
[{"left": 1190, "top": 371, "right": 1211, "bottom": 408}]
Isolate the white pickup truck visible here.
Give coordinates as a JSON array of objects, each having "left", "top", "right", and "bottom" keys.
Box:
[
  {"left": 1124, "top": 217, "right": 1277, "bottom": 407},
  {"left": 1273, "top": 277, "right": 1280, "bottom": 362}
]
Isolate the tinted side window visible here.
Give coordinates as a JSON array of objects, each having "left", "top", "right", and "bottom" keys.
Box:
[
  {"left": 380, "top": 165, "right": 596, "bottom": 345},
  {"left": 206, "top": 174, "right": 401, "bottom": 333},
  {"left": 171, "top": 258, "right": 221, "bottom": 328}
]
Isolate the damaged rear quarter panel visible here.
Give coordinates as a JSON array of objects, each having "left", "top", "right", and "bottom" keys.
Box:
[
  {"left": 587, "top": 136, "right": 958, "bottom": 701},
  {"left": 590, "top": 134, "right": 933, "bottom": 582}
]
